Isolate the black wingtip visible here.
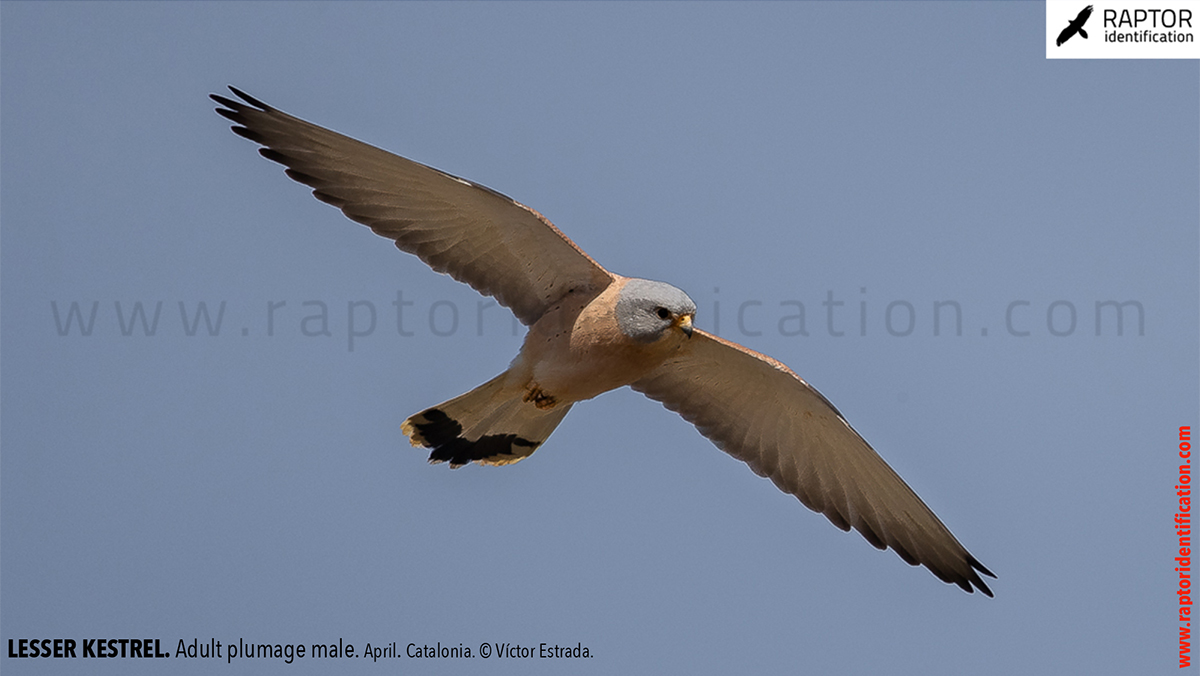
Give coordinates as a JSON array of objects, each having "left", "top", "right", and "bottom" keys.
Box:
[
  {"left": 226, "top": 85, "right": 271, "bottom": 111},
  {"left": 212, "top": 88, "right": 276, "bottom": 142},
  {"left": 970, "top": 555, "right": 997, "bottom": 580},
  {"left": 972, "top": 578, "right": 994, "bottom": 598},
  {"left": 967, "top": 555, "right": 996, "bottom": 597},
  {"left": 210, "top": 86, "right": 272, "bottom": 115}
]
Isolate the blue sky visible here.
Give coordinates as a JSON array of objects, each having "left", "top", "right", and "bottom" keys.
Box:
[{"left": 2, "top": 2, "right": 1197, "bottom": 674}]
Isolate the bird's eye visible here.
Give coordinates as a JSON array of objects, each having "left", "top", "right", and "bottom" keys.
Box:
[{"left": 655, "top": 307, "right": 671, "bottom": 320}]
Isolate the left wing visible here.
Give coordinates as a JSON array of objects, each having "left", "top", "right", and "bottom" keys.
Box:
[{"left": 632, "top": 329, "right": 995, "bottom": 595}]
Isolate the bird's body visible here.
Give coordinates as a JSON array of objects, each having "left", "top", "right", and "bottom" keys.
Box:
[
  {"left": 514, "top": 276, "right": 693, "bottom": 408},
  {"left": 213, "top": 87, "right": 996, "bottom": 596},
  {"left": 402, "top": 275, "right": 696, "bottom": 467}
]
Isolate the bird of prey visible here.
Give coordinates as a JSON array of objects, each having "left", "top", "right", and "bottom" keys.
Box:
[
  {"left": 212, "top": 87, "right": 995, "bottom": 596},
  {"left": 1057, "top": 5, "right": 1094, "bottom": 46}
]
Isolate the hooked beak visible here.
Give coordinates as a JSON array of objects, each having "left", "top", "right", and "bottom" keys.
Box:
[{"left": 675, "top": 313, "right": 694, "bottom": 338}]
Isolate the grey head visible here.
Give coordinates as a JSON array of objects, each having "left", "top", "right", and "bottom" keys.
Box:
[{"left": 615, "top": 278, "right": 697, "bottom": 343}]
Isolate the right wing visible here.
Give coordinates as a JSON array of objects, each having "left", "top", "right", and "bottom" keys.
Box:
[{"left": 212, "top": 87, "right": 615, "bottom": 325}]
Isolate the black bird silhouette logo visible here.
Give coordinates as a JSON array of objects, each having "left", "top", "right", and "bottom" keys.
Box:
[{"left": 1057, "top": 5, "right": 1094, "bottom": 46}]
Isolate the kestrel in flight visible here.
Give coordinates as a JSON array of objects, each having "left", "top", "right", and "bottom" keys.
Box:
[{"left": 212, "top": 87, "right": 995, "bottom": 596}]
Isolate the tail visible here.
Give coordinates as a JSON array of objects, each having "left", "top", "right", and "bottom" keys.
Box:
[{"left": 401, "top": 373, "right": 573, "bottom": 468}]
